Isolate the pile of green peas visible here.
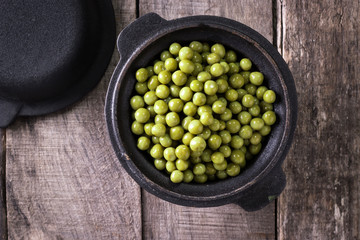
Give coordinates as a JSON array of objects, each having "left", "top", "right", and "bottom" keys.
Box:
[{"left": 130, "top": 41, "right": 277, "bottom": 184}]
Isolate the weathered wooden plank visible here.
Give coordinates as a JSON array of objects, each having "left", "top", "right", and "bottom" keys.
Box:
[
  {"left": 0, "top": 130, "right": 6, "bottom": 240},
  {"left": 5, "top": 1, "right": 141, "bottom": 239},
  {"left": 140, "top": 1, "right": 275, "bottom": 239},
  {"left": 278, "top": 1, "right": 360, "bottom": 239}
]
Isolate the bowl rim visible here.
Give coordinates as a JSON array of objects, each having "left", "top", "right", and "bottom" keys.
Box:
[{"left": 105, "top": 14, "right": 297, "bottom": 206}]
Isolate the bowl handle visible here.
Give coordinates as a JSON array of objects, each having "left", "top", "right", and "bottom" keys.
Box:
[
  {"left": 117, "top": 13, "right": 167, "bottom": 59},
  {"left": 235, "top": 166, "right": 286, "bottom": 211},
  {"left": 0, "top": 99, "right": 22, "bottom": 128}
]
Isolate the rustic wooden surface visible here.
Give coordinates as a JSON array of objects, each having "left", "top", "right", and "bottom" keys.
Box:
[
  {"left": 277, "top": 1, "right": 360, "bottom": 239},
  {"left": 139, "top": 1, "right": 276, "bottom": 239},
  {"left": 1, "top": 0, "right": 359, "bottom": 239}
]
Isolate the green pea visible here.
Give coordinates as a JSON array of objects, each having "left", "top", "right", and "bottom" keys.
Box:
[
  {"left": 182, "top": 116, "right": 195, "bottom": 130},
  {"left": 226, "top": 163, "right": 241, "bottom": 177},
  {"left": 130, "top": 95, "right": 144, "bottom": 110},
  {"left": 259, "top": 125, "right": 271, "bottom": 136},
  {"left": 211, "top": 43, "right": 226, "bottom": 58},
  {"left": 194, "top": 174, "right": 208, "bottom": 183},
  {"left": 216, "top": 170, "right": 228, "bottom": 180},
  {"left": 179, "top": 86, "right": 193, "bottom": 101},
  {"left": 250, "top": 118, "right": 265, "bottom": 130},
  {"left": 229, "top": 74, "right": 245, "bottom": 89},
  {"left": 212, "top": 100, "right": 226, "bottom": 114},
  {"left": 250, "top": 132, "right": 262, "bottom": 145},
  {"left": 229, "top": 101, "right": 242, "bottom": 114},
  {"left": 219, "top": 145, "right": 232, "bottom": 158},
  {"left": 188, "top": 120, "right": 204, "bottom": 135},
  {"left": 263, "top": 90, "right": 276, "bottom": 103},
  {"left": 239, "top": 125, "right": 253, "bottom": 139},
  {"left": 208, "top": 134, "right": 222, "bottom": 150},
  {"left": 207, "top": 53, "right": 221, "bottom": 64},
  {"left": 170, "top": 84, "right": 181, "bottom": 97},
  {"left": 179, "top": 47, "right": 194, "bottom": 60},
  {"left": 165, "top": 112, "right": 180, "bottom": 127},
  {"left": 193, "top": 163, "right": 206, "bottom": 175},
  {"left": 154, "top": 100, "right": 168, "bottom": 115},
  {"left": 170, "top": 170, "right": 184, "bottom": 183},
  {"left": 144, "top": 91, "right": 158, "bottom": 105},
  {"left": 262, "top": 111, "right": 277, "bottom": 125},
  {"left": 210, "top": 63, "right": 224, "bottom": 77},
  {"left": 239, "top": 58, "right": 252, "bottom": 71},
  {"left": 182, "top": 132, "right": 194, "bottom": 146},
  {"left": 152, "top": 123, "right": 166, "bottom": 137},
  {"left": 225, "top": 50, "right": 237, "bottom": 62},
  {"left": 169, "top": 42, "right": 181, "bottom": 55},
  {"left": 135, "top": 82, "right": 148, "bottom": 95},
  {"left": 150, "top": 144, "right": 164, "bottom": 159},
  {"left": 219, "top": 130, "right": 232, "bottom": 144},
  {"left": 135, "top": 68, "right": 149, "bottom": 82},
  {"left": 199, "top": 112, "right": 214, "bottom": 126},
  {"left": 183, "top": 102, "right": 197, "bottom": 116},
  {"left": 220, "top": 108, "right": 232, "bottom": 121},
  {"left": 131, "top": 121, "right": 144, "bottom": 135},
  {"left": 242, "top": 94, "right": 255, "bottom": 108},
  {"left": 249, "top": 143, "right": 262, "bottom": 155},
  {"left": 166, "top": 161, "right": 176, "bottom": 173},
  {"left": 230, "top": 135, "right": 244, "bottom": 149},
  {"left": 169, "top": 126, "right": 184, "bottom": 140},
  {"left": 197, "top": 71, "right": 212, "bottom": 82},
  {"left": 159, "top": 134, "right": 172, "bottom": 148},
  {"left": 183, "top": 169, "right": 194, "bottom": 183},
  {"left": 216, "top": 78, "right": 229, "bottom": 93},
  {"left": 164, "top": 58, "right": 178, "bottom": 72},
  {"left": 137, "top": 136, "right": 150, "bottom": 150},
  {"left": 154, "top": 159, "right": 166, "bottom": 170},
  {"left": 134, "top": 108, "right": 150, "bottom": 123},
  {"left": 213, "top": 160, "right": 227, "bottom": 171},
  {"left": 192, "top": 92, "right": 207, "bottom": 106},
  {"left": 163, "top": 147, "right": 176, "bottom": 161},
  {"left": 155, "top": 84, "right": 170, "bottom": 99},
  {"left": 154, "top": 61, "right": 166, "bottom": 74},
  {"left": 201, "top": 149, "right": 213, "bottom": 162}
]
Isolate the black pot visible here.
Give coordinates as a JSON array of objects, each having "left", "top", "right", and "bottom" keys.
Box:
[{"left": 105, "top": 13, "right": 297, "bottom": 211}]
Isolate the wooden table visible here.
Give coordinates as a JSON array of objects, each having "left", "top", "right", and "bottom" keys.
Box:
[{"left": 1, "top": 0, "right": 359, "bottom": 239}]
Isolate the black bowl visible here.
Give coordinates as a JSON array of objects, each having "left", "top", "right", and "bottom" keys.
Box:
[{"left": 105, "top": 13, "right": 297, "bottom": 211}]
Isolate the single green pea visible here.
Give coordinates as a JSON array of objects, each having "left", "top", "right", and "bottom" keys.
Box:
[
  {"left": 240, "top": 71, "right": 251, "bottom": 84},
  {"left": 262, "top": 111, "right": 277, "bottom": 125},
  {"left": 219, "top": 108, "right": 232, "bottom": 121},
  {"left": 206, "top": 95, "right": 218, "bottom": 105},
  {"left": 188, "top": 120, "right": 204, "bottom": 135},
  {"left": 201, "top": 52, "right": 210, "bottom": 63},
  {"left": 169, "top": 42, "right": 181, "bottom": 55},
  {"left": 154, "top": 114, "right": 166, "bottom": 124},
  {"left": 166, "top": 161, "right": 176, "bottom": 173},
  {"left": 135, "top": 82, "right": 148, "bottom": 95},
  {"left": 155, "top": 84, "right": 170, "bottom": 99},
  {"left": 201, "top": 149, "right": 213, "bottom": 162},
  {"left": 197, "top": 71, "right": 212, "bottom": 82},
  {"left": 225, "top": 50, "right": 237, "bottom": 62},
  {"left": 239, "top": 58, "right": 252, "bottom": 71},
  {"left": 229, "top": 102, "right": 242, "bottom": 114},
  {"left": 164, "top": 58, "right": 178, "bottom": 72},
  {"left": 197, "top": 105, "right": 212, "bottom": 115},
  {"left": 169, "top": 126, "right": 184, "bottom": 140},
  {"left": 215, "top": 79, "right": 228, "bottom": 94},
  {"left": 225, "top": 89, "right": 239, "bottom": 102},
  {"left": 244, "top": 84, "right": 257, "bottom": 95},
  {"left": 157, "top": 70, "right": 172, "bottom": 84},
  {"left": 194, "top": 174, "right": 208, "bottom": 183},
  {"left": 210, "top": 63, "right": 224, "bottom": 77},
  {"left": 248, "top": 104, "right": 261, "bottom": 117},
  {"left": 250, "top": 118, "right": 265, "bottom": 130},
  {"left": 230, "top": 149, "right": 245, "bottom": 165},
  {"left": 181, "top": 116, "right": 195, "bottom": 131},
  {"left": 203, "top": 80, "right": 218, "bottom": 96},
  {"left": 229, "top": 74, "right": 245, "bottom": 89},
  {"left": 216, "top": 170, "right": 228, "bottom": 180},
  {"left": 153, "top": 100, "right": 168, "bottom": 115},
  {"left": 143, "top": 91, "right": 158, "bottom": 105},
  {"left": 179, "top": 86, "right": 193, "bottom": 102},
  {"left": 202, "top": 42, "right": 210, "bottom": 52},
  {"left": 230, "top": 135, "right": 244, "bottom": 149},
  {"left": 190, "top": 80, "right": 204, "bottom": 92},
  {"left": 192, "top": 92, "right": 207, "bottom": 106},
  {"left": 135, "top": 68, "right": 149, "bottom": 82},
  {"left": 182, "top": 132, "right": 194, "bottom": 146},
  {"left": 152, "top": 136, "right": 160, "bottom": 144},
  {"left": 192, "top": 62, "right": 203, "bottom": 75},
  {"left": 211, "top": 151, "right": 225, "bottom": 164},
  {"left": 242, "top": 94, "right": 255, "bottom": 108},
  {"left": 179, "top": 47, "right": 194, "bottom": 60},
  {"left": 207, "top": 53, "right": 221, "bottom": 64},
  {"left": 159, "top": 134, "right": 173, "bottom": 147},
  {"left": 212, "top": 100, "right": 226, "bottom": 114},
  {"left": 150, "top": 144, "right": 164, "bottom": 159},
  {"left": 211, "top": 43, "right": 226, "bottom": 58},
  {"left": 219, "top": 120, "right": 226, "bottom": 131},
  {"left": 226, "top": 163, "right": 241, "bottom": 177},
  {"left": 144, "top": 122, "right": 154, "bottom": 136},
  {"left": 168, "top": 98, "right": 184, "bottom": 113},
  {"left": 160, "top": 50, "right": 173, "bottom": 61},
  {"left": 263, "top": 90, "right": 276, "bottom": 103},
  {"left": 164, "top": 112, "right": 179, "bottom": 127},
  {"left": 167, "top": 85, "right": 180, "bottom": 98},
  {"left": 198, "top": 127, "right": 211, "bottom": 140},
  {"left": 219, "top": 145, "right": 232, "bottom": 158},
  {"left": 130, "top": 95, "right": 144, "bottom": 110},
  {"left": 193, "top": 163, "right": 206, "bottom": 175},
  {"left": 153, "top": 61, "right": 166, "bottom": 74},
  {"left": 238, "top": 111, "right": 252, "bottom": 125},
  {"left": 199, "top": 112, "right": 214, "bottom": 126},
  {"left": 219, "top": 130, "right": 232, "bottom": 144},
  {"left": 152, "top": 123, "right": 166, "bottom": 137},
  {"left": 239, "top": 125, "right": 253, "bottom": 139},
  {"left": 208, "top": 134, "right": 222, "bottom": 150},
  {"left": 131, "top": 121, "right": 144, "bottom": 135},
  {"left": 191, "top": 150, "right": 203, "bottom": 158},
  {"left": 147, "top": 75, "right": 160, "bottom": 91},
  {"left": 213, "top": 160, "right": 227, "bottom": 171},
  {"left": 250, "top": 132, "right": 262, "bottom": 145},
  {"left": 226, "top": 119, "right": 241, "bottom": 134},
  {"left": 134, "top": 108, "right": 150, "bottom": 123},
  {"left": 205, "top": 163, "right": 217, "bottom": 175},
  {"left": 170, "top": 170, "right": 184, "bottom": 183},
  {"left": 175, "top": 145, "right": 190, "bottom": 160},
  {"left": 249, "top": 143, "right": 262, "bottom": 155},
  {"left": 172, "top": 70, "right": 187, "bottom": 86},
  {"left": 228, "top": 62, "right": 240, "bottom": 75},
  {"left": 249, "top": 72, "right": 264, "bottom": 86},
  {"left": 137, "top": 136, "right": 151, "bottom": 150},
  {"left": 189, "top": 136, "right": 207, "bottom": 152},
  {"left": 146, "top": 66, "right": 154, "bottom": 77},
  {"left": 259, "top": 125, "right": 271, "bottom": 136},
  {"left": 183, "top": 169, "right": 194, "bottom": 183},
  {"left": 164, "top": 147, "right": 176, "bottom": 161},
  {"left": 154, "top": 159, "right": 166, "bottom": 170},
  {"left": 209, "top": 119, "right": 221, "bottom": 132},
  {"left": 179, "top": 59, "right": 195, "bottom": 74},
  {"left": 183, "top": 102, "right": 197, "bottom": 116},
  {"left": 260, "top": 101, "right": 273, "bottom": 113}
]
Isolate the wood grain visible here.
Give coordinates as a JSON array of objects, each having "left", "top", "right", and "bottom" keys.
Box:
[
  {"left": 277, "top": 1, "right": 360, "bottom": 239},
  {"left": 5, "top": 1, "right": 141, "bottom": 239},
  {"left": 140, "top": 1, "right": 275, "bottom": 239},
  {"left": 0, "top": 130, "right": 6, "bottom": 240}
]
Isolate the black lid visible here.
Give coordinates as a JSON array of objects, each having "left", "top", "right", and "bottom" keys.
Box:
[{"left": 0, "top": 0, "right": 116, "bottom": 127}]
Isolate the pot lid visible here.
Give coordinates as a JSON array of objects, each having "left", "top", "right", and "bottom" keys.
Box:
[{"left": 0, "top": 0, "right": 116, "bottom": 127}]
